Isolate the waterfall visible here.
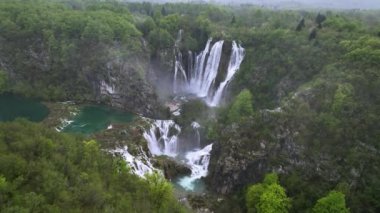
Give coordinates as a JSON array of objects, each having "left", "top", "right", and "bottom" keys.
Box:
[
  {"left": 173, "top": 39, "right": 245, "bottom": 106},
  {"left": 208, "top": 41, "right": 245, "bottom": 106},
  {"left": 143, "top": 119, "right": 213, "bottom": 191},
  {"left": 188, "top": 40, "right": 224, "bottom": 97},
  {"left": 197, "top": 40, "right": 224, "bottom": 97},
  {"left": 143, "top": 120, "right": 181, "bottom": 157},
  {"left": 113, "top": 146, "right": 157, "bottom": 178},
  {"left": 191, "top": 121, "right": 201, "bottom": 148},
  {"left": 178, "top": 144, "right": 213, "bottom": 191}
]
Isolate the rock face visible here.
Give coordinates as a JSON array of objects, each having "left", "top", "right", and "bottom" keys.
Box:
[
  {"left": 152, "top": 156, "right": 192, "bottom": 180},
  {"left": 96, "top": 53, "right": 165, "bottom": 118},
  {"left": 206, "top": 86, "right": 379, "bottom": 197}
]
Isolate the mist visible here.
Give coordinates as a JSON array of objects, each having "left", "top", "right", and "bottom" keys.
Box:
[{"left": 125, "top": 0, "right": 380, "bottom": 10}]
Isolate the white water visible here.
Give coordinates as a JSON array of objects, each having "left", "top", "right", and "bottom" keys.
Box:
[
  {"left": 143, "top": 120, "right": 181, "bottom": 157},
  {"left": 55, "top": 118, "right": 74, "bottom": 132},
  {"left": 178, "top": 144, "right": 213, "bottom": 191},
  {"left": 143, "top": 119, "right": 213, "bottom": 191},
  {"left": 208, "top": 41, "right": 245, "bottom": 106},
  {"left": 190, "top": 40, "right": 224, "bottom": 97},
  {"left": 191, "top": 121, "right": 201, "bottom": 148},
  {"left": 113, "top": 146, "right": 157, "bottom": 178},
  {"left": 100, "top": 80, "right": 115, "bottom": 95},
  {"left": 173, "top": 39, "right": 245, "bottom": 106}
]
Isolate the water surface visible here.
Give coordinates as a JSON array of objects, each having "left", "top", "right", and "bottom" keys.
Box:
[
  {"left": 0, "top": 93, "right": 49, "bottom": 122},
  {"left": 62, "top": 105, "right": 134, "bottom": 134}
]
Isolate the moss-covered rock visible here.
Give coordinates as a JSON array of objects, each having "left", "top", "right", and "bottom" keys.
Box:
[{"left": 152, "top": 156, "right": 192, "bottom": 180}]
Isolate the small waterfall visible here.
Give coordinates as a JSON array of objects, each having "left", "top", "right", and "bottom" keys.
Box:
[
  {"left": 143, "top": 120, "right": 181, "bottom": 157},
  {"left": 208, "top": 41, "right": 245, "bottom": 106},
  {"left": 178, "top": 144, "right": 213, "bottom": 191},
  {"left": 191, "top": 121, "right": 201, "bottom": 148},
  {"left": 113, "top": 146, "right": 157, "bottom": 178},
  {"left": 173, "top": 38, "right": 245, "bottom": 106}
]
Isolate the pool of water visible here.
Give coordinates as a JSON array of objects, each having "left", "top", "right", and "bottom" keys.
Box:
[
  {"left": 62, "top": 105, "right": 134, "bottom": 134},
  {"left": 0, "top": 93, "right": 49, "bottom": 122}
]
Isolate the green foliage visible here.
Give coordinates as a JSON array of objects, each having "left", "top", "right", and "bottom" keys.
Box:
[
  {"left": 313, "top": 191, "right": 349, "bottom": 213},
  {"left": 331, "top": 83, "right": 355, "bottom": 114},
  {"left": 246, "top": 183, "right": 265, "bottom": 213},
  {"left": 0, "top": 70, "right": 7, "bottom": 93},
  {"left": 139, "top": 17, "right": 156, "bottom": 36},
  {"left": 0, "top": 120, "right": 185, "bottom": 212},
  {"left": 146, "top": 172, "right": 184, "bottom": 213},
  {"left": 257, "top": 184, "right": 291, "bottom": 213},
  {"left": 341, "top": 36, "right": 380, "bottom": 67},
  {"left": 148, "top": 28, "right": 174, "bottom": 51},
  {"left": 228, "top": 89, "right": 254, "bottom": 123},
  {"left": 0, "top": 0, "right": 143, "bottom": 101},
  {"left": 159, "top": 14, "right": 181, "bottom": 36},
  {"left": 246, "top": 173, "right": 291, "bottom": 213}
]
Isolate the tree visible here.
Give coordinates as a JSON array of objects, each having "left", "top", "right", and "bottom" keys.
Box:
[
  {"left": 313, "top": 191, "right": 349, "bottom": 213},
  {"left": 332, "top": 83, "right": 355, "bottom": 115},
  {"left": 140, "top": 17, "right": 156, "bottom": 37},
  {"left": 246, "top": 173, "right": 291, "bottom": 213},
  {"left": 147, "top": 28, "right": 173, "bottom": 51},
  {"left": 0, "top": 69, "right": 6, "bottom": 93},
  {"left": 145, "top": 172, "right": 176, "bottom": 212},
  {"left": 228, "top": 89, "right": 254, "bottom": 123},
  {"left": 257, "top": 184, "right": 291, "bottom": 213}
]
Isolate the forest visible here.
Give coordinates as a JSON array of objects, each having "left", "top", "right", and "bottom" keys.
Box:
[{"left": 0, "top": 0, "right": 379, "bottom": 212}]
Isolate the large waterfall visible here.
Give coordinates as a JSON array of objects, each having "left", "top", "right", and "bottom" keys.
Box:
[
  {"left": 208, "top": 41, "right": 245, "bottom": 106},
  {"left": 173, "top": 39, "right": 245, "bottom": 106}
]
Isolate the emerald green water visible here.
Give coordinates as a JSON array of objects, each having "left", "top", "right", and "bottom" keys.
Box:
[
  {"left": 0, "top": 93, "right": 49, "bottom": 122},
  {"left": 62, "top": 105, "right": 134, "bottom": 134}
]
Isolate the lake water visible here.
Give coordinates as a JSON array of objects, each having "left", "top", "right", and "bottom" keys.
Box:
[
  {"left": 62, "top": 105, "right": 134, "bottom": 134},
  {"left": 0, "top": 93, "right": 49, "bottom": 122}
]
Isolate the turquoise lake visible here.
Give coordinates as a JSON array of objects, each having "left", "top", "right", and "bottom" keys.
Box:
[{"left": 0, "top": 93, "right": 49, "bottom": 122}]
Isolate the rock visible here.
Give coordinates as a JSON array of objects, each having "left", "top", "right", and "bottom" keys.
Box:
[{"left": 152, "top": 156, "right": 191, "bottom": 180}]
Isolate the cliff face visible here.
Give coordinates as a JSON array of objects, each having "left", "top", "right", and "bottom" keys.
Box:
[
  {"left": 0, "top": 35, "right": 165, "bottom": 117},
  {"left": 207, "top": 82, "right": 380, "bottom": 212}
]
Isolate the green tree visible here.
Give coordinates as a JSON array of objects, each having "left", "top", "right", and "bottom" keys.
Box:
[
  {"left": 140, "top": 17, "right": 156, "bottom": 36},
  {"left": 257, "top": 184, "right": 291, "bottom": 213},
  {"left": 246, "top": 173, "right": 291, "bottom": 213},
  {"left": 147, "top": 28, "right": 173, "bottom": 51},
  {"left": 145, "top": 172, "right": 179, "bottom": 212},
  {"left": 313, "top": 191, "right": 349, "bottom": 213},
  {"left": 228, "top": 89, "right": 254, "bottom": 123},
  {"left": 332, "top": 83, "right": 355, "bottom": 115}
]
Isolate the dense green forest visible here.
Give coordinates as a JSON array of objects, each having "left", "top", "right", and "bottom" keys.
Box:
[
  {"left": 0, "top": 119, "right": 184, "bottom": 212},
  {"left": 0, "top": 0, "right": 379, "bottom": 212}
]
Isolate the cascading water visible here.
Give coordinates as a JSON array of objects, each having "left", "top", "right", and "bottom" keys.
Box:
[
  {"left": 208, "top": 41, "right": 245, "bottom": 106},
  {"left": 173, "top": 38, "right": 245, "bottom": 106},
  {"left": 143, "top": 120, "right": 181, "bottom": 157},
  {"left": 191, "top": 121, "right": 201, "bottom": 148},
  {"left": 113, "top": 146, "right": 157, "bottom": 178},
  {"left": 178, "top": 144, "right": 213, "bottom": 191},
  {"left": 190, "top": 40, "right": 224, "bottom": 97},
  {"left": 143, "top": 119, "right": 213, "bottom": 191}
]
